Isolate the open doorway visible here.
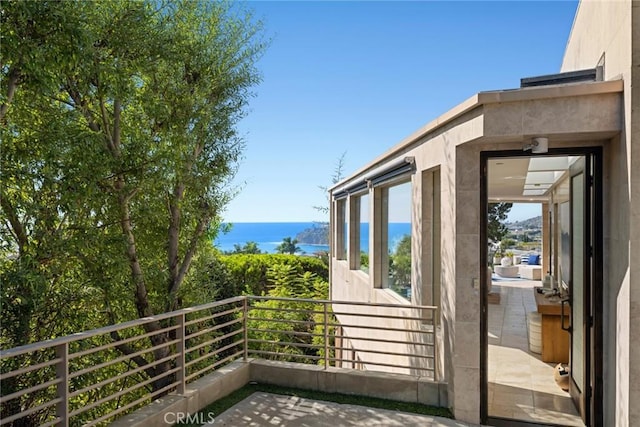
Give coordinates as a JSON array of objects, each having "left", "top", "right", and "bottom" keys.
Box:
[{"left": 481, "top": 150, "right": 602, "bottom": 427}]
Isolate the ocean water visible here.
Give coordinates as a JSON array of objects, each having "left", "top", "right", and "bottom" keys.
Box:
[{"left": 213, "top": 222, "right": 411, "bottom": 255}]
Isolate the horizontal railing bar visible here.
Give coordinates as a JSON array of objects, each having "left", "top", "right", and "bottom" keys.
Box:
[
  {"left": 1, "top": 294, "right": 441, "bottom": 426},
  {"left": 0, "top": 296, "right": 246, "bottom": 359},
  {"left": 334, "top": 346, "right": 434, "bottom": 360},
  {"left": 186, "top": 330, "right": 243, "bottom": 355},
  {"left": 248, "top": 349, "right": 321, "bottom": 361},
  {"left": 248, "top": 295, "right": 437, "bottom": 310},
  {"left": 247, "top": 316, "right": 315, "bottom": 327},
  {"left": 331, "top": 322, "right": 430, "bottom": 335},
  {"left": 331, "top": 357, "right": 434, "bottom": 372},
  {"left": 69, "top": 353, "right": 176, "bottom": 398},
  {"left": 247, "top": 306, "right": 324, "bottom": 316},
  {"left": 186, "top": 340, "right": 242, "bottom": 369},
  {"left": 246, "top": 327, "right": 324, "bottom": 339},
  {"left": 331, "top": 311, "right": 433, "bottom": 323},
  {"left": 248, "top": 339, "right": 321, "bottom": 350},
  {"left": 81, "top": 381, "right": 179, "bottom": 427},
  {"left": 39, "top": 417, "right": 61, "bottom": 427},
  {"left": 185, "top": 350, "right": 243, "bottom": 382},
  {"left": 69, "top": 338, "right": 179, "bottom": 380},
  {"left": 0, "top": 377, "right": 61, "bottom": 404},
  {"left": 69, "top": 366, "right": 180, "bottom": 417},
  {"left": 0, "top": 397, "right": 61, "bottom": 425},
  {"left": 186, "top": 318, "right": 242, "bottom": 341},
  {"left": 334, "top": 334, "right": 434, "bottom": 347},
  {"left": 0, "top": 357, "right": 61, "bottom": 381},
  {"left": 184, "top": 306, "right": 244, "bottom": 327},
  {"left": 70, "top": 324, "right": 179, "bottom": 360}
]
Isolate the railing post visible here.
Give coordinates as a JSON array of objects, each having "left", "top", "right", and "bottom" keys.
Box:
[
  {"left": 323, "top": 301, "right": 329, "bottom": 369},
  {"left": 243, "top": 297, "right": 249, "bottom": 361},
  {"left": 176, "top": 313, "right": 186, "bottom": 395},
  {"left": 55, "top": 343, "right": 69, "bottom": 427}
]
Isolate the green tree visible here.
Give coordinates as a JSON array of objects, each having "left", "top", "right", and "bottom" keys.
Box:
[
  {"left": 0, "top": 0, "right": 267, "bottom": 416},
  {"left": 389, "top": 234, "right": 411, "bottom": 295},
  {"left": 276, "top": 237, "right": 301, "bottom": 255},
  {"left": 488, "top": 202, "right": 513, "bottom": 244},
  {"left": 313, "top": 151, "right": 347, "bottom": 215},
  {"left": 229, "top": 241, "right": 262, "bottom": 254}
]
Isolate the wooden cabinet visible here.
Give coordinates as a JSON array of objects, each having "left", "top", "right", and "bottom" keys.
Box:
[{"left": 534, "top": 288, "right": 570, "bottom": 363}]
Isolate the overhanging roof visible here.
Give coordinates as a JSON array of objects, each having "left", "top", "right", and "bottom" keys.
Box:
[{"left": 330, "top": 79, "right": 623, "bottom": 193}]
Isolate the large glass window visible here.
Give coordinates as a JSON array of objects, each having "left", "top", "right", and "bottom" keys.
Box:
[
  {"left": 358, "top": 193, "right": 370, "bottom": 273},
  {"left": 335, "top": 199, "right": 346, "bottom": 260},
  {"left": 382, "top": 181, "right": 412, "bottom": 300}
]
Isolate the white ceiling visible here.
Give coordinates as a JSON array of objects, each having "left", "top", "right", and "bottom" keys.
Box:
[{"left": 488, "top": 156, "right": 578, "bottom": 202}]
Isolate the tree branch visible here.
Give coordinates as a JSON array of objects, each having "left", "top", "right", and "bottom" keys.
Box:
[
  {"left": 0, "top": 191, "right": 28, "bottom": 255},
  {"left": 0, "top": 65, "right": 21, "bottom": 123},
  {"left": 109, "top": 330, "right": 156, "bottom": 380},
  {"left": 64, "top": 81, "right": 101, "bottom": 133}
]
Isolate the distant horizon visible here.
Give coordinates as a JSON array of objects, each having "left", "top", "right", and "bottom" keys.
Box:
[{"left": 222, "top": 202, "right": 542, "bottom": 224}]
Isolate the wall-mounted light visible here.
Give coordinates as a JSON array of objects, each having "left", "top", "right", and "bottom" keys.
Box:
[{"left": 523, "top": 137, "right": 549, "bottom": 153}]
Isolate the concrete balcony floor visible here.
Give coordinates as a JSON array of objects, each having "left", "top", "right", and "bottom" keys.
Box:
[{"left": 208, "top": 392, "right": 470, "bottom": 426}]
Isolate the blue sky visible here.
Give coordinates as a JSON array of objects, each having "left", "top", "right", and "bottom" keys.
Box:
[{"left": 225, "top": 1, "right": 579, "bottom": 223}]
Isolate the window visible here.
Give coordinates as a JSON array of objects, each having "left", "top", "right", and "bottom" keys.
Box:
[
  {"left": 335, "top": 199, "right": 346, "bottom": 260},
  {"left": 349, "top": 192, "right": 369, "bottom": 272},
  {"left": 381, "top": 181, "right": 412, "bottom": 300}
]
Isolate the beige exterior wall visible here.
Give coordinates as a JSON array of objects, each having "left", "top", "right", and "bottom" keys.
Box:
[
  {"left": 330, "top": 84, "right": 622, "bottom": 423},
  {"left": 562, "top": 2, "right": 637, "bottom": 425},
  {"left": 330, "top": 1, "right": 634, "bottom": 423}
]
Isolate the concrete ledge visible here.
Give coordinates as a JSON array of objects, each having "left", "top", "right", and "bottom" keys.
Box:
[
  {"left": 249, "top": 359, "right": 447, "bottom": 406},
  {"left": 249, "top": 359, "right": 324, "bottom": 390},
  {"left": 110, "top": 395, "right": 186, "bottom": 427},
  {"left": 111, "top": 360, "right": 250, "bottom": 427}
]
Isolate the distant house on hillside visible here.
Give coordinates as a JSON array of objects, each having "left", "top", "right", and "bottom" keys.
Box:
[{"left": 328, "top": 1, "right": 637, "bottom": 426}]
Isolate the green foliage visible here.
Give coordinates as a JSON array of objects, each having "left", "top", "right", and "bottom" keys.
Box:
[
  {"left": 227, "top": 241, "right": 262, "bottom": 254},
  {"left": 501, "top": 238, "right": 517, "bottom": 249},
  {"left": 246, "top": 263, "right": 332, "bottom": 364},
  {"left": 389, "top": 234, "right": 411, "bottom": 298},
  {"left": 360, "top": 252, "right": 369, "bottom": 269},
  {"left": 488, "top": 202, "right": 513, "bottom": 244},
  {"left": 216, "top": 254, "right": 328, "bottom": 296},
  {"left": 1, "top": 0, "right": 266, "bottom": 423},
  {"left": 275, "top": 237, "right": 301, "bottom": 254}
]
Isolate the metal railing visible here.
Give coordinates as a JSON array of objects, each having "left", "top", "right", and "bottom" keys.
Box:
[{"left": 0, "top": 296, "right": 438, "bottom": 426}]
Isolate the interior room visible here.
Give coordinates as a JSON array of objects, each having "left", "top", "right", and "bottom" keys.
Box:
[{"left": 486, "top": 155, "right": 587, "bottom": 426}]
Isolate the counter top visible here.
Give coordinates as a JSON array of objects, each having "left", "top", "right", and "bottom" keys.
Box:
[{"left": 534, "top": 287, "right": 570, "bottom": 316}]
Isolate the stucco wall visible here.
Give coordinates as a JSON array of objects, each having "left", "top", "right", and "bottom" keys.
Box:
[
  {"left": 562, "top": 2, "right": 637, "bottom": 425},
  {"left": 330, "top": 84, "right": 623, "bottom": 424}
]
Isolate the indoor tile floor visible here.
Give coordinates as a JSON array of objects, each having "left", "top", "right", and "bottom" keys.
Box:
[{"left": 488, "top": 279, "right": 584, "bottom": 426}]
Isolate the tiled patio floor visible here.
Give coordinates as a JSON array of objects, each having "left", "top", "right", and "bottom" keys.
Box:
[
  {"left": 207, "top": 392, "right": 471, "bottom": 426},
  {"left": 488, "top": 279, "right": 584, "bottom": 426}
]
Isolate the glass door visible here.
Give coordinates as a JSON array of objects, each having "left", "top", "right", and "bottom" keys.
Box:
[{"left": 568, "top": 155, "right": 593, "bottom": 425}]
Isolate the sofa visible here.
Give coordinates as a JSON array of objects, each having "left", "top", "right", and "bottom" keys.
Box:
[{"left": 518, "top": 253, "right": 542, "bottom": 280}]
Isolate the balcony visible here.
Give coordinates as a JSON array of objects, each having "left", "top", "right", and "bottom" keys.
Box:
[{"left": 0, "top": 296, "right": 452, "bottom": 426}]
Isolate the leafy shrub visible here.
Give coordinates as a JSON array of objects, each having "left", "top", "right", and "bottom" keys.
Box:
[{"left": 219, "top": 254, "right": 328, "bottom": 296}]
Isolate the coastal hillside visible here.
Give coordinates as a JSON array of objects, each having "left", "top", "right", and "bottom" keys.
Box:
[
  {"left": 296, "top": 223, "right": 329, "bottom": 245},
  {"left": 507, "top": 216, "right": 542, "bottom": 230}
]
